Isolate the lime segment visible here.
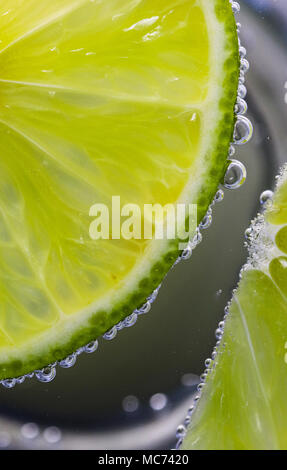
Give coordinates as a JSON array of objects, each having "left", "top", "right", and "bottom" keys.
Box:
[{"left": 0, "top": 0, "right": 239, "bottom": 379}]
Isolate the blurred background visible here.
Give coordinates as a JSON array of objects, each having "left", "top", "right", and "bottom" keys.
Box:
[{"left": 0, "top": 0, "right": 287, "bottom": 450}]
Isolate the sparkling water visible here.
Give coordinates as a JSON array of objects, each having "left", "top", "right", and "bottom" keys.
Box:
[{"left": 0, "top": 0, "right": 286, "bottom": 450}]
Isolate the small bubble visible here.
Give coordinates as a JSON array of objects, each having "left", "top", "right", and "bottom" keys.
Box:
[
  {"left": 231, "top": 2, "right": 240, "bottom": 14},
  {"left": 103, "top": 326, "right": 117, "bottom": 340},
  {"left": 245, "top": 227, "right": 253, "bottom": 241},
  {"left": 84, "top": 340, "right": 98, "bottom": 354},
  {"left": 138, "top": 301, "right": 151, "bottom": 315},
  {"left": 184, "top": 416, "right": 191, "bottom": 427},
  {"left": 197, "top": 383, "right": 204, "bottom": 392},
  {"left": 205, "top": 358, "right": 212, "bottom": 368},
  {"left": 181, "top": 373, "right": 199, "bottom": 387},
  {"left": 181, "top": 246, "right": 192, "bottom": 260},
  {"left": 211, "top": 351, "right": 217, "bottom": 360},
  {"left": 149, "top": 393, "right": 168, "bottom": 411},
  {"left": 59, "top": 354, "right": 77, "bottom": 368},
  {"left": 260, "top": 190, "right": 273, "bottom": 206},
  {"left": 235, "top": 98, "right": 247, "bottom": 115},
  {"left": 35, "top": 366, "right": 56, "bottom": 383},
  {"left": 122, "top": 395, "right": 139, "bottom": 413},
  {"left": 215, "top": 328, "right": 223, "bottom": 340},
  {"left": 224, "top": 160, "right": 247, "bottom": 189},
  {"left": 187, "top": 406, "right": 194, "bottom": 416},
  {"left": 240, "top": 58, "right": 249, "bottom": 73},
  {"left": 124, "top": 313, "right": 138, "bottom": 327},
  {"left": 0, "top": 432, "right": 11, "bottom": 448},
  {"left": 200, "top": 214, "right": 212, "bottom": 230},
  {"left": 214, "top": 189, "right": 224, "bottom": 203},
  {"left": 233, "top": 116, "right": 253, "bottom": 145},
  {"left": 21, "top": 423, "right": 39, "bottom": 440},
  {"left": 176, "top": 425, "right": 186, "bottom": 439},
  {"left": 191, "top": 230, "right": 202, "bottom": 248},
  {"left": 239, "top": 46, "right": 247, "bottom": 58},
  {"left": 16, "top": 376, "right": 25, "bottom": 384},
  {"left": 238, "top": 84, "right": 247, "bottom": 99},
  {"left": 43, "top": 426, "right": 62, "bottom": 444},
  {"left": 1, "top": 378, "right": 16, "bottom": 389}
]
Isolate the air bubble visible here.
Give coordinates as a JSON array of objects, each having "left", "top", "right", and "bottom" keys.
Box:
[
  {"left": 233, "top": 116, "right": 253, "bottom": 145},
  {"left": 43, "top": 426, "right": 62, "bottom": 444},
  {"left": 0, "top": 432, "right": 11, "bottom": 448},
  {"left": 228, "top": 145, "right": 235, "bottom": 157},
  {"left": 59, "top": 354, "right": 77, "bottom": 368},
  {"left": 148, "top": 287, "right": 161, "bottom": 304},
  {"left": 260, "top": 190, "right": 274, "bottom": 206},
  {"left": 245, "top": 227, "right": 252, "bottom": 241},
  {"left": 211, "top": 351, "right": 217, "bottom": 360},
  {"left": 84, "top": 340, "right": 98, "bottom": 354},
  {"left": 25, "top": 372, "right": 34, "bottom": 379},
  {"left": 175, "top": 438, "right": 183, "bottom": 450},
  {"left": 239, "top": 46, "right": 247, "bottom": 58},
  {"left": 200, "top": 214, "right": 212, "bottom": 230},
  {"left": 21, "top": 423, "right": 40, "bottom": 440},
  {"left": 116, "top": 321, "right": 125, "bottom": 331},
  {"left": 224, "top": 160, "right": 247, "bottom": 190},
  {"left": 16, "top": 376, "right": 25, "bottom": 384},
  {"left": 176, "top": 425, "right": 187, "bottom": 439},
  {"left": 122, "top": 395, "right": 139, "bottom": 413},
  {"left": 231, "top": 2, "right": 240, "bottom": 14},
  {"left": 138, "top": 300, "right": 151, "bottom": 314},
  {"left": 205, "top": 358, "right": 212, "bottom": 368},
  {"left": 240, "top": 58, "right": 249, "bottom": 73},
  {"left": 191, "top": 230, "right": 202, "bottom": 248},
  {"left": 238, "top": 84, "right": 247, "bottom": 99},
  {"left": 235, "top": 98, "right": 247, "bottom": 115},
  {"left": 184, "top": 416, "right": 191, "bottom": 427},
  {"left": 124, "top": 313, "right": 138, "bottom": 327},
  {"left": 1, "top": 379, "right": 16, "bottom": 389},
  {"left": 35, "top": 366, "right": 56, "bottom": 383},
  {"left": 215, "top": 329, "right": 223, "bottom": 340},
  {"left": 76, "top": 347, "right": 85, "bottom": 356},
  {"left": 150, "top": 393, "right": 168, "bottom": 411},
  {"left": 103, "top": 326, "right": 117, "bottom": 340},
  {"left": 187, "top": 406, "right": 194, "bottom": 416},
  {"left": 214, "top": 189, "right": 224, "bottom": 203},
  {"left": 181, "top": 246, "right": 192, "bottom": 260},
  {"left": 181, "top": 373, "right": 199, "bottom": 387}
]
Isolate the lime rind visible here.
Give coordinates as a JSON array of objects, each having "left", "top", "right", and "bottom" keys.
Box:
[{"left": 0, "top": 0, "right": 246, "bottom": 384}]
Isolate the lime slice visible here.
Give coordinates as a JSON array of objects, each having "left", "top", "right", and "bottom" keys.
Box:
[
  {"left": 0, "top": 0, "right": 239, "bottom": 379},
  {"left": 181, "top": 165, "right": 287, "bottom": 450}
]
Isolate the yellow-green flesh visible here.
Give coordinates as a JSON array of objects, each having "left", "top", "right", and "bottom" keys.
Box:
[
  {"left": 0, "top": 0, "right": 238, "bottom": 378},
  {"left": 182, "top": 168, "right": 287, "bottom": 450}
]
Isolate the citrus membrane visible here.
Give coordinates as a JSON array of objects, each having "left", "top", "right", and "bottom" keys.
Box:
[
  {"left": 0, "top": 0, "right": 239, "bottom": 379},
  {"left": 181, "top": 165, "right": 287, "bottom": 450}
]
